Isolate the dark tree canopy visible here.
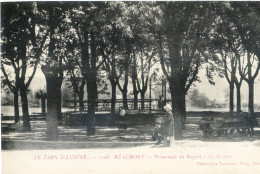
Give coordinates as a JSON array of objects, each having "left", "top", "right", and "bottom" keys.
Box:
[{"left": 1, "top": 1, "right": 259, "bottom": 140}]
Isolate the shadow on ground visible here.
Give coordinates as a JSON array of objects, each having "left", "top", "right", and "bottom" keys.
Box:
[{"left": 2, "top": 116, "right": 260, "bottom": 150}]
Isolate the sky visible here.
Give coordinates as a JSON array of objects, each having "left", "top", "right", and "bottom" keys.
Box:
[
  {"left": 28, "top": 65, "right": 260, "bottom": 105},
  {"left": 194, "top": 69, "right": 260, "bottom": 104}
]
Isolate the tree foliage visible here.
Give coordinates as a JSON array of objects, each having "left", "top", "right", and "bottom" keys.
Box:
[{"left": 2, "top": 1, "right": 259, "bottom": 140}]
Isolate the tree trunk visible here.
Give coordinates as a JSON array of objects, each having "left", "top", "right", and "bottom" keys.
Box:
[
  {"left": 14, "top": 90, "right": 19, "bottom": 123},
  {"left": 41, "top": 97, "right": 46, "bottom": 114},
  {"left": 236, "top": 83, "right": 241, "bottom": 113},
  {"left": 181, "top": 94, "right": 186, "bottom": 129},
  {"left": 109, "top": 79, "right": 117, "bottom": 125},
  {"left": 169, "top": 83, "right": 183, "bottom": 140},
  {"left": 86, "top": 109, "right": 95, "bottom": 135},
  {"left": 78, "top": 80, "right": 85, "bottom": 111},
  {"left": 110, "top": 56, "right": 117, "bottom": 114},
  {"left": 133, "top": 83, "right": 138, "bottom": 110},
  {"left": 73, "top": 92, "right": 77, "bottom": 111},
  {"left": 120, "top": 38, "right": 130, "bottom": 110},
  {"left": 57, "top": 87, "right": 62, "bottom": 122},
  {"left": 85, "top": 31, "right": 97, "bottom": 136},
  {"left": 86, "top": 77, "right": 96, "bottom": 135},
  {"left": 110, "top": 79, "right": 117, "bottom": 114},
  {"left": 45, "top": 76, "right": 59, "bottom": 141},
  {"left": 132, "top": 71, "right": 138, "bottom": 110},
  {"left": 229, "top": 83, "right": 235, "bottom": 112},
  {"left": 133, "top": 91, "right": 138, "bottom": 110},
  {"left": 78, "top": 91, "right": 84, "bottom": 111},
  {"left": 122, "top": 89, "right": 128, "bottom": 110},
  {"left": 140, "top": 91, "right": 145, "bottom": 110},
  {"left": 167, "top": 31, "right": 183, "bottom": 140},
  {"left": 248, "top": 80, "right": 254, "bottom": 114},
  {"left": 44, "top": 7, "right": 60, "bottom": 141},
  {"left": 120, "top": 74, "right": 129, "bottom": 110},
  {"left": 20, "top": 86, "right": 31, "bottom": 131}
]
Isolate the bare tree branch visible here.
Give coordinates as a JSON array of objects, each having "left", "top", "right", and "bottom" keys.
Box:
[
  {"left": 26, "top": 30, "right": 49, "bottom": 89},
  {"left": 185, "top": 56, "right": 200, "bottom": 93},
  {"left": 1, "top": 63, "right": 15, "bottom": 92}
]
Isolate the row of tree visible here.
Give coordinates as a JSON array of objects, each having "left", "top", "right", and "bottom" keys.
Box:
[{"left": 1, "top": 2, "right": 259, "bottom": 140}]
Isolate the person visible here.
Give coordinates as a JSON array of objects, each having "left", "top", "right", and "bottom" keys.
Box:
[
  {"left": 163, "top": 104, "right": 174, "bottom": 146},
  {"left": 158, "top": 96, "right": 166, "bottom": 110},
  {"left": 153, "top": 104, "right": 174, "bottom": 147},
  {"left": 115, "top": 107, "right": 127, "bottom": 129},
  {"left": 110, "top": 107, "right": 127, "bottom": 127},
  {"left": 152, "top": 117, "right": 164, "bottom": 144}
]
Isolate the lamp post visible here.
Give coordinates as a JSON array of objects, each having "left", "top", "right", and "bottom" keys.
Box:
[
  {"left": 150, "top": 72, "right": 157, "bottom": 113},
  {"left": 149, "top": 77, "right": 152, "bottom": 113}
]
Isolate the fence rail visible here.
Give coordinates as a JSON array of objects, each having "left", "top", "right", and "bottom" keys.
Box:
[{"left": 65, "top": 99, "right": 171, "bottom": 111}]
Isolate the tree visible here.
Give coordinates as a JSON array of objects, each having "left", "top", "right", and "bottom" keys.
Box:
[
  {"left": 1, "top": 65, "right": 20, "bottom": 122},
  {"left": 134, "top": 49, "right": 157, "bottom": 109},
  {"left": 233, "top": 50, "right": 247, "bottom": 113},
  {"left": 238, "top": 52, "right": 260, "bottom": 114},
  {"left": 224, "top": 49, "right": 247, "bottom": 113},
  {"left": 100, "top": 2, "right": 156, "bottom": 112},
  {"left": 1, "top": 3, "right": 21, "bottom": 123},
  {"left": 215, "top": 39, "right": 239, "bottom": 113},
  {"left": 115, "top": 2, "right": 156, "bottom": 110},
  {"left": 116, "top": 38, "right": 132, "bottom": 110},
  {"left": 218, "top": 40, "right": 246, "bottom": 114},
  {"left": 1, "top": 2, "right": 47, "bottom": 129},
  {"left": 99, "top": 3, "right": 126, "bottom": 113},
  {"left": 188, "top": 89, "right": 216, "bottom": 108},
  {"left": 102, "top": 38, "right": 121, "bottom": 114},
  {"left": 209, "top": 2, "right": 255, "bottom": 114},
  {"left": 227, "top": 2, "right": 260, "bottom": 116},
  {"left": 93, "top": 2, "right": 139, "bottom": 112},
  {"left": 127, "top": 3, "right": 159, "bottom": 110},
  {"left": 1, "top": 84, "right": 14, "bottom": 106},
  {"left": 131, "top": 53, "right": 140, "bottom": 110},
  {"left": 222, "top": 42, "right": 246, "bottom": 114},
  {"left": 63, "top": 33, "right": 86, "bottom": 111},
  {"left": 69, "top": 2, "right": 114, "bottom": 135},
  {"left": 154, "top": 2, "right": 216, "bottom": 139},
  {"left": 37, "top": 2, "right": 69, "bottom": 140}
]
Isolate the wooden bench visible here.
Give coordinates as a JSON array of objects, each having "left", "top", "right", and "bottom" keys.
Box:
[
  {"left": 113, "top": 109, "right": 140, "bottom": 138},
  {"left": 1, "top": 116, "right": 16, "bottom": 133},
  {"left": 199, "top": 113, "right": 256, "bottom": 138},
  {"left": 115, "top": 117, "right": 137, "bottom": 138},
  {"left": 30, "top": 113, "right": 46, "bottom": 121}
]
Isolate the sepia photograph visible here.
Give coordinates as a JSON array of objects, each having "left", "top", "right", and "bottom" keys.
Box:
[{"left": 1, "top": 1, "right": 260, "bottom": 174}]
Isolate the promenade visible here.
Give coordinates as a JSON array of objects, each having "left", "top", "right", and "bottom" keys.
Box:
[
  {"left": 2, "top": 116, "right": 260, "bottom": 174},
  {"left": 2, "top": 116, "right": 260, "bottom": 150}
]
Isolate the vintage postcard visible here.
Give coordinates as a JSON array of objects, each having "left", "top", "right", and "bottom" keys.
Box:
[{"left": 1, "top": 1, "right": 260, "bottom": 174}]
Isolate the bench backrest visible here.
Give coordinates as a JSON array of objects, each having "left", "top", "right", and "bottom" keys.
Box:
[{"left": 1, "top": 116, "right": 15, "bottom": 121}]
